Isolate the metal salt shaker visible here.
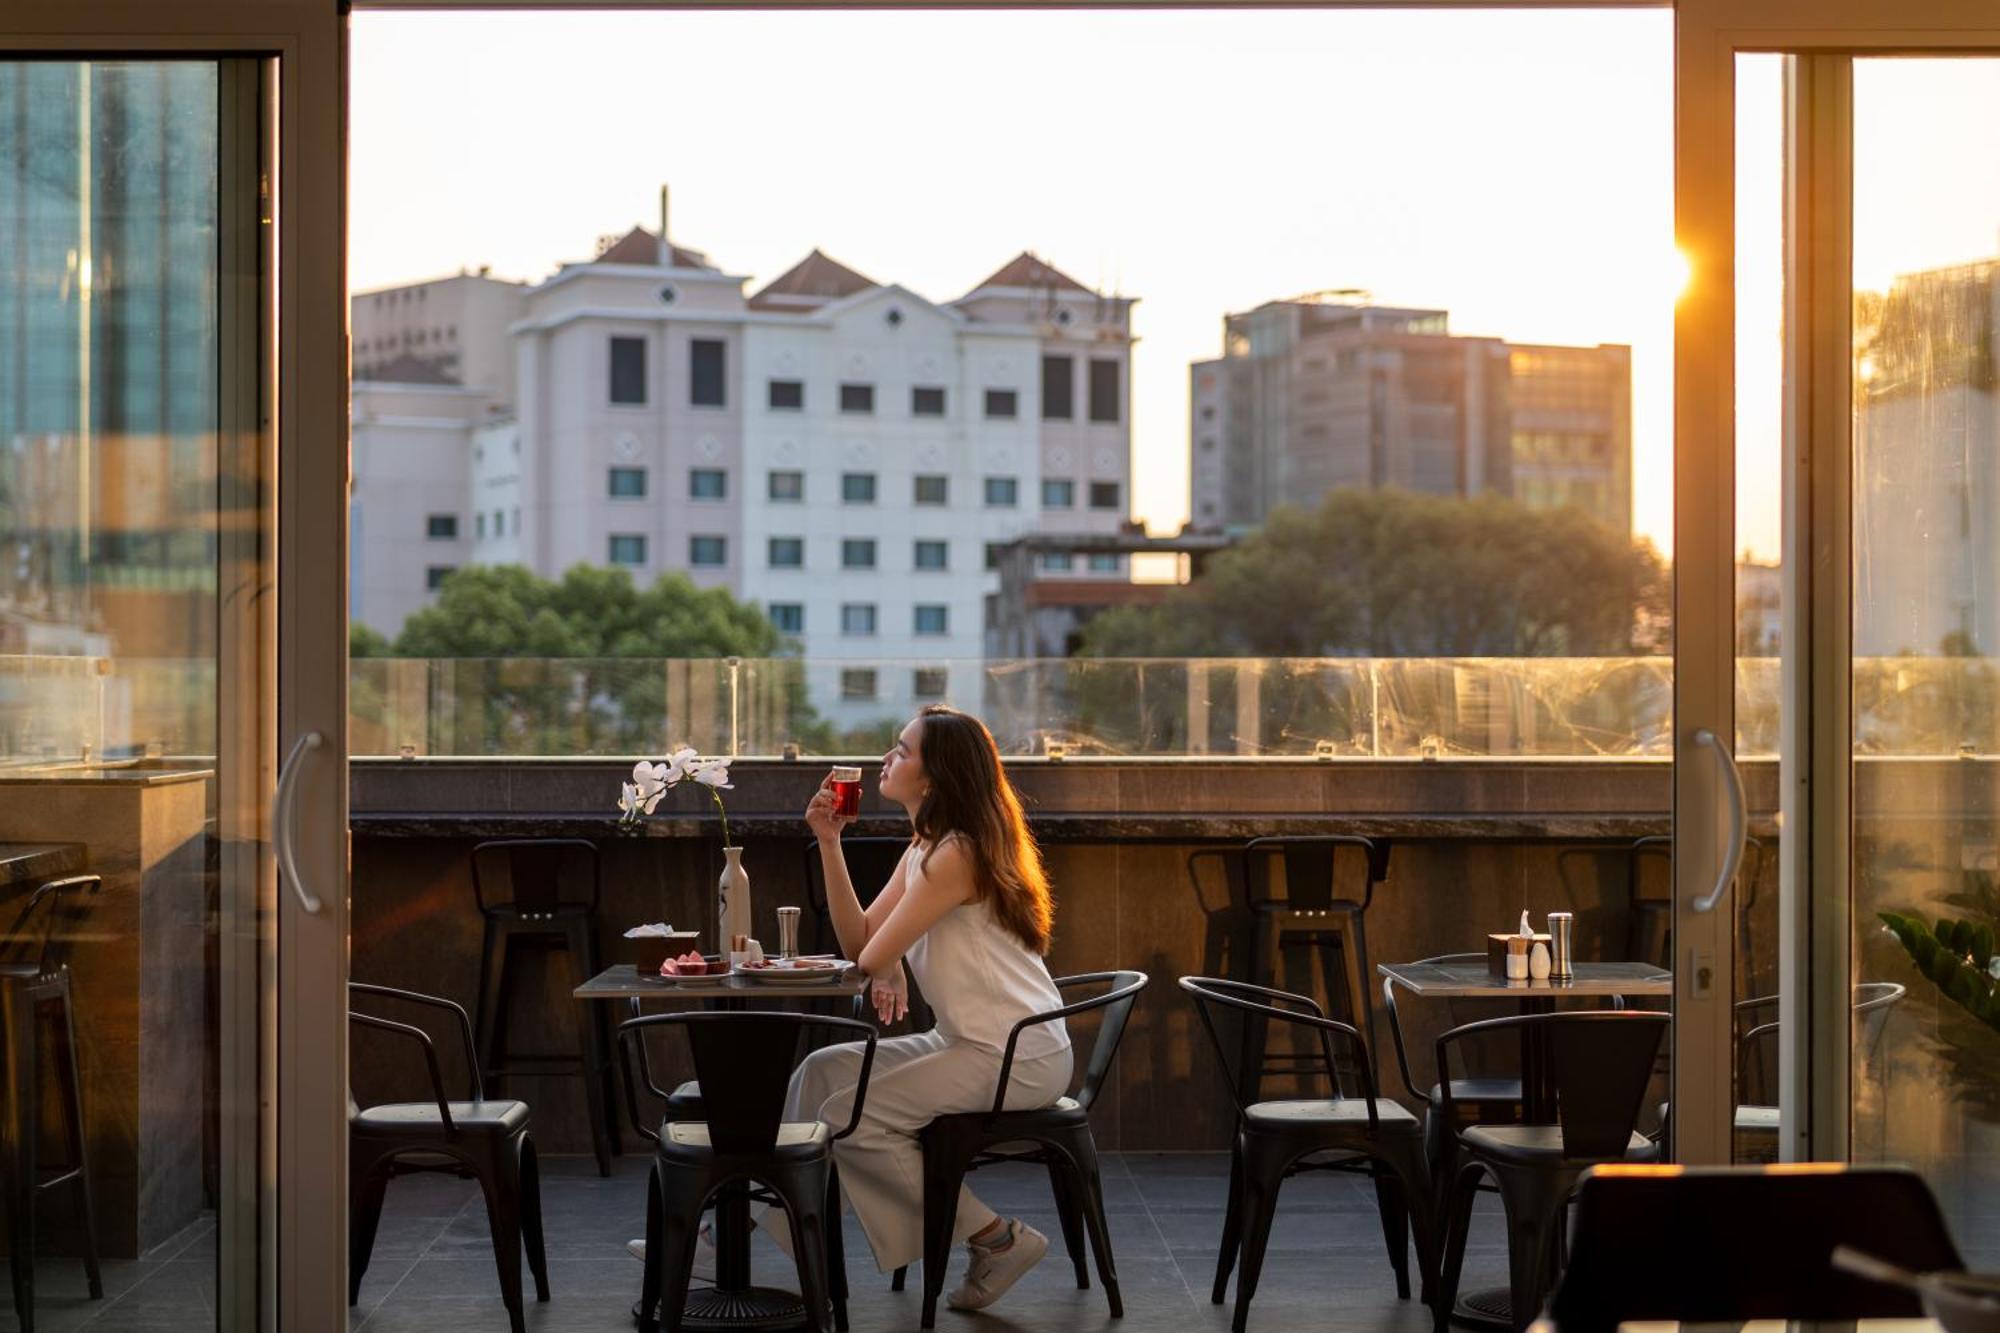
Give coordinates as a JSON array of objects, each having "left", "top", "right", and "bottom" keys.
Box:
[
  {"left": 1547, "top": 911, "right": 1575, "bottom": 981},
  {"left": 776, "top": 906, "right": 802, "bottom": 960}
]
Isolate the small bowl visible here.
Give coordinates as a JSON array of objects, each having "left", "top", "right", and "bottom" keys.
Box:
[
  {"left": 658, "top": 956, "right": 732, "bottom": 984},
  {"left": 1924, "top": 1276, "right": 2000, "bottom": 1333}
]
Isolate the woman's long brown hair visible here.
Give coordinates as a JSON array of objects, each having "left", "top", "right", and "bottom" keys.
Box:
[{"left": 909, "top": 705, "right": 1054, "bottom": 954}]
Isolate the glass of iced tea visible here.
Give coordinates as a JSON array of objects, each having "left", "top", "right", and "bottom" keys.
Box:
[{"left": 830, "top": 765, "right": 863, "bottom": 818}]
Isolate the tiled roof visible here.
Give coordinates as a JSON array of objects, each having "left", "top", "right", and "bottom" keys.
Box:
[
  {"left": 748, "top": 249, "right": 878, "bottom": 310},
  {"left": 970, "top": 251, "right": 1090, "bottom": 294},
  {"left": 595, "top": 226, "right": 713, "bottom": 270}
]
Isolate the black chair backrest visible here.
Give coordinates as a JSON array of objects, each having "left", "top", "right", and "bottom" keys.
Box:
[
  {"left": 1737, "top": 983, "right": 1907, "bottom": 1107},
  {"left": 1178, "top": 975, "right": 1381, "bottom": 1119},
  {"left": 1438, "top": 1011, "right": 1667, "bottom": 1156},
  {"left": 347, "top": 982, "right": 485, "bottom": 1134},
  {"left": 617, "top": 1011, "right": 876, "bottom": 1155},
  {"left": 471, "top": 838, "right": 600, "bottom": 917},
  {"left": 1546, "top": 1164, "right": 1962, "bottom": 1329},
  {"left": 993, "top": 970, "right": 1147, "bottom": 1115},
  {"left": 802, "top": 837, "right": 910, "bottom": 944},
  {"left": 1185, "top": 848, "right": 1251, "bottom": 920},
  {"left": 1244, "top": 836, "right": 1388, "bottom": 914},
  {"left": 1382, "top": 952, "right": 1517, "bottom": 1102},
  {"left": 0, "top": 874, "right": 99, "bottom": 976}
]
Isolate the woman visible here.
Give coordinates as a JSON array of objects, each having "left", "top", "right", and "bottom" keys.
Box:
[{"left": 667, "top": 705, "right": 1071, "bottom": 1308}]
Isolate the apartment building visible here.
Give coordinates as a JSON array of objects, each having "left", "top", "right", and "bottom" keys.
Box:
[
  {"left": 350, "top": 222, "right": 1136, "bottom": 725},
  {"left": 1188, "top": 297, "right": 1631, "bottom": 535}
]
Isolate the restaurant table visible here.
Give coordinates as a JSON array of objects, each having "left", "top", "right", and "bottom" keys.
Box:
[
  {"left": 1530, "top": 1322, "right": 1940, "bottom": 1331},
  {"left": 0, "top": 841, "right": 86, "bottom": 889},
  {"left": 576, "top": 963, "right": 871, "bottom": 1331},
  {"left": 1378, "top": 959, "right": 1671, "bottom": 1332}
]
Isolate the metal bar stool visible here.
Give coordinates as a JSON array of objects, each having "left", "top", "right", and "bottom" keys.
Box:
[
  {"left": 1241, "top": 836, "right": 1389, "bottom": 1098},
  {"left": 470, "top": 838, "right": 618, "bottom": 1176},
  {"left": 0, "top": 874, "right": 104, "bottom": 1333}
]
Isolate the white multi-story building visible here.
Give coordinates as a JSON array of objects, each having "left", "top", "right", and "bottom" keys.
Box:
[{"left": 350, "top": 221, "right": 1136, "bottom": 727}]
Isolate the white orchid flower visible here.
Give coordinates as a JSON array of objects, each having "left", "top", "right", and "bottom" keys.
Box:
[
  {"left": 692, "top": 758, "right": 733, "bottom": 789},
  {"left": 643, "top": 787, "right": 665, "bottom": 814},
  {"left": 617, "top": 782, "right": 642, "bottom": 817},
  {"left": 631, "top": 761, "right": 666, "bottom": 802},
  {"left": 662, "top": 746, "right": 699, "bottom": 784}
]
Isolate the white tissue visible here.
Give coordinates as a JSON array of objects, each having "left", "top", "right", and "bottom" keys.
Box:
[
  {"left": 623, "top": 923, "right": 678, "bottom": 938},
  {"left": 1518, "top": 910, "right": 1533, "bottom": 939}
]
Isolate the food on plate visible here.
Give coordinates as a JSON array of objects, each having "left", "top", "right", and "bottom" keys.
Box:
[{"left": 659, "top": 950, "right": 721, "bottom": 977}]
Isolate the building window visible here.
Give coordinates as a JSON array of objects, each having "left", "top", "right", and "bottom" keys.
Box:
[
  {"left": 912, "top": 667, "right": 949, "bottom": 699},
  {"left": 1089, "top": 358, "right": 1121, "bottom": 423},
  {"left": 689, "top": 535, "right": 727, "bottom": 567},
  {"left": 912, "top": 386, "right": 946, "bottom": 417},
  {"left": 1040, "top": 551, "right": 1074, "bottom": 572},
  {"left": 1041, "top": 479, "right": 1075, "bottom": 509},
  {"left": 841, "top": 604, "right": 878, "bottom": 637},
  {"left": 610, "top": 336, "right": 646, "bottom": 405},
  {"left": 842, "top": 538, "right": 877, "bottom": 570},
  {"left": 476, "top": 513, "right": 487, "bottom": 540},
  {"left": 914, "top": 540, "right": 948, "bottom": 571},
  {"left": 426, "top": 565, "right": 455, "bottom": 590},
  {"left": 1088, "top": 552, "right": 1122, "bottom": 573},
  {"left": 841, "top": 472, "right": 877, "bottom": 504},
  {"left": 768, "top": 470, "right": 804, "bottom": 502},
  {"left": 609, "top": 467, "right": 647, "bottom": 498},
  {"left": 689, "top": 468, "right": 727, "bottom": 500},
  {"left": 841, "top": 667, "right": 877, "bottom": 699},
  {"left": 984, "top": 388, "right": 1018, "bottom": 419},
  {"left": 769, "top": 603, "right": 804, "bottom": 634},
  {"left": 768, "top": 537, "right": 804, "bottom": 568},
  {"left": 493, "top": 509, "right": 505, "bottom": 536},
  {"left": 983, "top": 477, "right": 1019, "bottom": 508},
  {"left": 1090, "top": 481, "right": 1122, "bottom": 510},
  {"left": 914, "top": 604, "right": 949, "bottom": 636},
  {"left": 1041, "top": 355, "right": 1074, "bottom": 420},
  {"left": 913, "top": 474, "right": 948, "bottom": 505},
  {"left": 840, "top": 383, "right": 875, "bottom": 414},
  {"left": 690, "top": 339, "right": 727, "bottom": 407},
  {"left": 426, "top": 513, "right": 458, "bottom": 539},
  {"left": 985, "top": 542, "right": 1004, "bottom": 570},
  {"left": 768, "top": 379, "right": 804, "bottom": 410},
  {"left": 609, "top": 534, "right": 647, "bottom": 566}
]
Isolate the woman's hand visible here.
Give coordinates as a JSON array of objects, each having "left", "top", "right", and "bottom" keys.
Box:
[
  {"left": 805, "top": 775, "right": 852, "bottom": 843},
  {"left": 869, "top": 966, "right": 910, "bottom": 1026}
]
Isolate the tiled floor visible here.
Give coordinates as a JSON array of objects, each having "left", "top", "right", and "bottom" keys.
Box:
[{"left": 7, "top": 1152, "right": 1511, "bottom": 1332}]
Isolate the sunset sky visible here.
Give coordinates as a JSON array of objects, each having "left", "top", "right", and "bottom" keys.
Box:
[{"left": 350, "top": 10, "right": 2000, "bottom": 567}]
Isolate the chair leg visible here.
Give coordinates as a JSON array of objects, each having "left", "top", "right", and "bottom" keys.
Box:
[
  {"left": 1487, "top": 1164, "right": 1572, "bottom": 1332},
  {"left": 1348, "top": 912, "right": 1379, "bottom": 1086},
  {"left": 474, "top": 1144, "right": 527, "bottom": 1333},
  {"left": 1370, "top": 1159, "right": 1412, "bottom": 1300},
  {"left": 638, "top": 1166, "right": 664, "bottom": 1333},
  {"left": 565, "top": 921, "right": 614, "bottom": 1177},
  {"left": 475, "top": 923, "right": 510, "bottom": 1092},
  {"left": 1375, "top": 1136, "right": 1438, "bottom": 1308},
  {"left": 1046, "top": 1152, "right": 1090, "bottom": 1290},
  {"left": 1229, "top": 1135, "right": 1286, "bottom": 1333},
  {"left": 50, "top": 986, "right": 100, "bottom": 1300},
  {"left": 349, "top": 1155, "right": 390, "bottom": 1306},
  {"left": 1212, "top": 1136, "right": 1245, "bottom": 1305},
  {"left": 891, "top": 1266, "right": 907, "bottom": 1292},
  {"left": 1434, "top": 1159, "right": 1485, "bottom": 1333},
  {"left": 1062, "top": 1133, "right": 1122, "bottom": 1317},
  {"left": 769, "top": 1163, "right": 835, "bottom": 1333},
  {"left": 5, "top": 992, "right": 38, "bottom": 1332},
  {"left": 918, "top": 1129, "right": 976, "bottom": 1330},
  {"left": 518, "top": 1135, "right": 549, "bottom": 1302},
  {"left": 654, "top": 1169, "right": 704, "bottom": 1333},
  {"left": 825, "top": 1163, "right": 850, "bottom": 1332}
]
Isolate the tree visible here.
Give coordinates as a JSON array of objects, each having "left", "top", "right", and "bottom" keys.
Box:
[
  {"left": 1082, "top": 489, "right": 1668, "bottom": 659},
  {"left": 349, "top": 623, "right": 392, "bottom": 658}
]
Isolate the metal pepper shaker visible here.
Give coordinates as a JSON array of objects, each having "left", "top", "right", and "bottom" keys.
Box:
[
  {"left": 776, "top": 906, "right": 802, "bottom": 960},
  {"left": 1547, "top": 911, "right": 1575, "bottom": 981}
]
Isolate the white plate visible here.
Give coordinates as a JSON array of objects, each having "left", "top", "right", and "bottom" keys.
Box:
[{"left": 738, "top": 961, "right": 851, "bottom": 985}]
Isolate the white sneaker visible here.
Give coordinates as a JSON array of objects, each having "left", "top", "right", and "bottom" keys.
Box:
[
  {"left": 946, "top": 1220, "right": 1049, "bottom": 1311},
  {"left": 625, "top": 1226, "right": 720, "bottom": 1283}
]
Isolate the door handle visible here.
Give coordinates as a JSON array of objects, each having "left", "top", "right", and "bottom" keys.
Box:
[
  {"left": 1691, "top": 728, "right": 1745, "bottom": 914},
  {"left": 275, "top": 730, "right": 325, "bottom": 915}
]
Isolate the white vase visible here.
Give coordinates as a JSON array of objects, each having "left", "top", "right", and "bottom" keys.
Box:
[{"left": 718, "top": 846, "right": 752, "bottom": 951}]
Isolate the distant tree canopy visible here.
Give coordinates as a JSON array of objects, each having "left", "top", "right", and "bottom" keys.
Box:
[
  {"left": 369, "top": 564, "right": 787, "bottom": 659},
  {"left": 1083, "top": 489, "right": 1668, "bottom": 658}
]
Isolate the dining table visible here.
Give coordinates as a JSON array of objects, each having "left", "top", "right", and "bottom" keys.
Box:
[
  {"left": 576, "top": 962, "right": 872, "bottom": 1332},
  {"left": 1378, "top": 958, "right": 1671, "bottom": 1332}
]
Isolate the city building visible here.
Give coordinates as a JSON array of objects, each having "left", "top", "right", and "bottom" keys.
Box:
[
  {"left": 985, "top": 527, "right": 1236, "bottom": 658},
  {"left": 349, "top": 213, "right": 1136, "bottom": 725},
  {"left": 1187, "top": 296, "right": 1631, "bottom": 534}
]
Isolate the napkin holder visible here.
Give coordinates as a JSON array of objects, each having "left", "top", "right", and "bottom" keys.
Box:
[
  {"left": 627, "top": 928, "right": 700, "bottom": 975},
  {"left": 1487, "top": 933, "right": 1550, "bottom": 979}
]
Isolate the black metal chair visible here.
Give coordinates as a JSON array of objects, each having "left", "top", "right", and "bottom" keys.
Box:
[
  {"left": 913, "top": 970, "right": 1149, "bottom": 1331},
  {"left": 1543, "top": 1163, "right": 1963, "bottom": 1330},
  {"left": 1186, "top": 848, "right": 1254, "bottom": 981},
  {"left": 1732, "top": 982, "right": 1905, "bottom": 1159},
  {"left": 349, "top": 982, "right": 548, "bottom": 1333},
  {"left": 1433, "top": 1011, "right": 1669, "bottom": 1333},
  {"left": 1381, "top": 953, "right": 1524, "bottom": 1206},
  {"left": 1179, "top": 975, "right": 1436, "bottom": 1333},
  {"left": 1243, "top": 836, "right": 1389, "bottom": 1092},
  {"left": 620, "top": 1010, "right": 878, "bottom": 1333},
  {"left": 470, "top": 837, "right": 618, "bottom": 1175},
  {"left": 0, "top": 874, "right": 103, "bottom": 1333}
]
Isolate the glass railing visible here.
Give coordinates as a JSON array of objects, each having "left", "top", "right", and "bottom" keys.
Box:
[{"left": 8, "top": 651, "right": 2000, "bottom": 763}]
